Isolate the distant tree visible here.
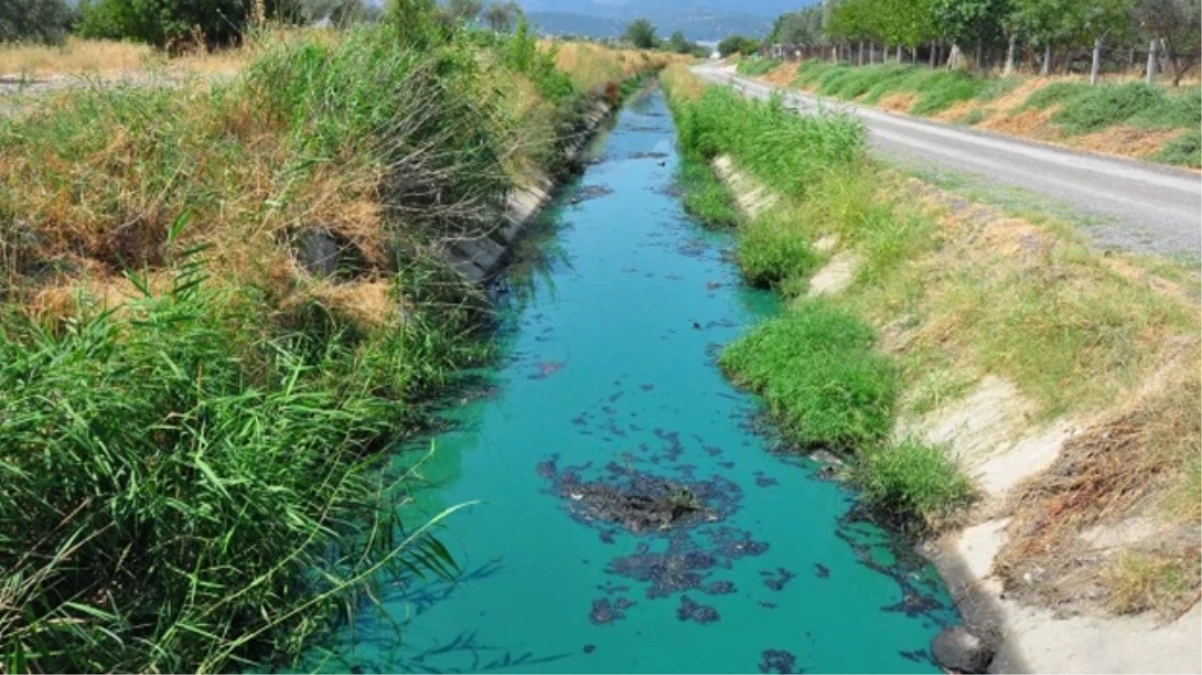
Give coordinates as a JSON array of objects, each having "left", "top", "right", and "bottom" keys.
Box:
[
  {"left": 930, "top": 0, "right": 1010, "bottom": 67},
  {"left": 624, "top": 17, "right": 658, "bottom": 49},
  {"left": 78, "top": 0, "right": 300, "bottom": 48},
  {"left": 0, "top": 0, "right": 71, "bottom": 44},
  {"left": 1010, "top": 0, "right": 1075, "bottom": 73},
  {"left": 299, "top": 0, "right": 374, "bottom": 25},
  {"left": 1136, "top": 0, "right": 1201, "bottom": 85},
  {"left": 482, "top": 0, "right": 519, "bottom": 32},
  {"left": 718, "top": 34, "right": 759, "bottom": 56},
  {"left": 666, "top": 30, "right": 695, "bottom": 53},
  {"left": 445, "top": 0, "right": 482, "bottom": 24},
  {"left": 770, "top": 7, "right": 824, "bottom": 45}
]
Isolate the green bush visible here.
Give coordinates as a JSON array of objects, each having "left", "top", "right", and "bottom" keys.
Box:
[
  {"left": 678, "top": 158, "right": 742, "bottom": 228},
  {"left": 0, "top": 267, "right": 469, "bottom": 673},
  {"left": 0, "top": 0, "right": 72, "bottom": 45},
  {"left": 737, "top": 209, "right": 821, "bottom": 286},
  {"left": 1051, "top": 82, "right": 1166, "bottom": 134},
  {"left": 1022, "top": 81, "right": 1089, "bottom": 110},
  {"left": 720, "top": 301, "right": 897, "bottom": 449},
  {"left": 718, "top": 34, "right": 759, "bottom": 57},
  {"left": 799, "top": 63, "right": 1007, "bottom": 116},
  {"left": 853, "top": 440, "right": 974, "bottom": 528},
  {"left": 672, "top": 86, "right": 865, "bottom": 199},
  {"left": 1155, "top": 129, "right": 1202, "bottom": 167},
  {"left": 737, "top": 58, "right": 782, "bottom": 77},
  {"left": 1127, "top": 87, "right": 1201, "bottom": 130}
]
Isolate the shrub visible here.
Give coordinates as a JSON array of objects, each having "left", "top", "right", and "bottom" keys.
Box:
[
  {"left": 623, "top": 17, "right": 657, "bottom": 49},
  {"left": 0, "top": 267, "right": 466, "bottom": 673},
  {"left": 1155, "top": 128, "right": 1202, "bottom": 167},
  {"left": 853, "top": 439, "right": 974, "bottom": 529},
  {"left": 718, "top": 34, "right": 758, "bottom": 58},
  {"left": 737, "top": 209, "right": 820, "bottom": 286},
  {"left": 0, "top": 0, "right": 71, "bottom": 45},
  {"left": 720, "top": 301, "right": 897, "bottom": 449},
  {"left": 1051, "top": 82, "right": 1166, "bottom": 134},
  {"left": 672, "top": 86, "right": 865, "bottom": 199},
  {"left": 737, "top": 57, "right": 782, "bottom": 77},
  {"left": 678, "top": 158, "right": 742, "bottom": 228},
  {"left": 1021, "top": 81, "right": 1089, "bottom": 110}
]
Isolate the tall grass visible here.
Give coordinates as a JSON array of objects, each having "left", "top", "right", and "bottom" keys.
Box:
[
  {"left": 720, "top": 300, "right": 898, "bottom": 450},
  {"left": 736, "top": 57, "right": 782, "bottom": 77},
  {"left": 0, "top": 21, "right": 661, "bottom": 673},
  {"left": 1022, "top": 81, "right": 1202, "bottom": 135},
  {"left": 0, "top": 256, "right": 470, "bottom": 673},
  {"left": 672, "top": 84, "right": 865, "bottom": 199},
  {"left": 664, "top": 66, "right": 973, "bottom": 529},
  {"left": 794, "top": 61, "right": 1015, "bottom": 115}
]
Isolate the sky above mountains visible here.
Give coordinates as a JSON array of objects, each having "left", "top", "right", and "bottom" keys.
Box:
[{"left": 518, "top": 0, "right": 815, "bottom": 40}]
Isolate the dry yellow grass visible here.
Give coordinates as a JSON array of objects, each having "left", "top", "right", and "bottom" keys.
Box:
[
  {"left": 548, "top": 40, "right": 685, "bottom": 95},
  {"left": 0, "top": 31, "right": 303, "bottom": 79},
  {"left": 759, "top": 61, "right": 799, "bottom": 87},
  {"left": 0, "top": 37, "right": 151, "bottom": 77}
]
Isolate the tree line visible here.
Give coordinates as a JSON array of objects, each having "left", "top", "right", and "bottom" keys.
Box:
[
  {"left": 759, "top": 0, "right": 1199, "bottom": 86},
  {"left": 0, "top": 0, "right": 529, "bottom": 49}
]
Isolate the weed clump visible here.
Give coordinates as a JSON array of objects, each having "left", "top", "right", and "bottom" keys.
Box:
[
  {"left": 1052, "top": 83, "right": 1167, "bottom": 134},
  {"left": 671, "top": 85, "right": 864, "bottom": 198},
  {"left": 793, "top": 61, "right": 1009, "bottom": 115},
  {"left": 678, "top": 157, "right": 742, "bottom": 228},
  {"left": 1154, "top": 128, "right": 1202, "bottom": 167},
  {"left": 737, "top": 209, "right": 821, "bottom": 287},
  {"left": 737, "top": 58, "right": 782, "bottom": 78},
  {"left": 853, "top": 440, "right": 974, "bottom": 530},
  {"left": 720, "top": 300, "right": 897, "bottom": 450}
]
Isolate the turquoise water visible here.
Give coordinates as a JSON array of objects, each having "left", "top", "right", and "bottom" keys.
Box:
[{"left": 332, "top": 90, "right": 959, "bottom": 673}]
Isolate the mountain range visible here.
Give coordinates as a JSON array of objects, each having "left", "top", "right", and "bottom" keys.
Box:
[{"left": 519, "top": 1, "right": 814, "bottom": 40}]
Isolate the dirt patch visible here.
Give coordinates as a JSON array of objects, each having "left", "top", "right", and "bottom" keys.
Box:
[
  {"left": 758, "top": 62, "right": 800, "bottom": 87},
  {"left": 1071, "top": 126, "right": 1181, "bottom": 159},
  {"left": 994, "top": 343, "right": 1201, "bottom": 617},
  {"left": 978, "top": 105, "right": 1061, "bottom": 140},
  {"left": 879, "top": 93, "right": 919, "bottom": 113}
]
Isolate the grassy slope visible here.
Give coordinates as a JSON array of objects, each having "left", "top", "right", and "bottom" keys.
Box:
[
  {"left": 663, "top": 66, "right": 973, "bottom": 531},
  {"left": 0, "top": 24, "right": 670, "bottom": 673},
  {"left": 662, "top": 63, "right": 1200, "bottom": 597},
  {"left": 785, "top": 61, "right": 1201, "bottom": 168}
]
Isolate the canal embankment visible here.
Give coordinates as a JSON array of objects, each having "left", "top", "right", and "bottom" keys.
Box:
[
  {"left": 0, "top": 18, "right": 675, "bottom": 672},
  {"left": 662, "top": 63, "right": 1201, "bottom": 674}
]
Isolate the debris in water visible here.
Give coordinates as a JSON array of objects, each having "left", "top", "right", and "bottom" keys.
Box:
[
  {"left": 529, "top": 361, "right": 564, "bottom": 380},
  {"left": 675, "top": 595, "right": 719, "bottom": 624},
  {"left": 589, "top": 598, "right": 625, "bottom": 625},
  {"left": 583, "top": 644, "right": 596, "bottom": 654},
  {"left": 754, "top": 472, "right": 779, "bottom": 488},
  {"left": 814, "top": 563, "right": 830, "bottom": 578},
  {"left": 541, "top": 460, "right": 718, "bottom": 533},
  {"left": 759, "top": 649, "right": 799, "bottom": 674},
  {"left": 576, "top": 185, "right": 614, "bottom": 202},
  {"left": 761, "top": 567, "right": 796, "bottom": 591},
  {"left": 705, "top": 580, "right": 737, "bottom": 595}
]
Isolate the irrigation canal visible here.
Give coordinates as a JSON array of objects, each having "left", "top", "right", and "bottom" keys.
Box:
[{"left": 324, "top": 88, "right": 961, "bottom": 674}]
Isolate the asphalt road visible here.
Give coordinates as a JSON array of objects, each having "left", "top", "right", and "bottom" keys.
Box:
[{"left": 693, "top": 64, "right": 1202, "bottom": 259}]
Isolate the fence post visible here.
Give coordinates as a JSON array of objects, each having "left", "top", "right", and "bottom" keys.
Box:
[
  {"left": 1145, "top": 39, "right": 1157, "bottom": 85},
  {"left": 1090, "top": 37, "right": 1102, "bottom": 85},
  {"left": 858, "top": 41, "right": 864, "bottom": 65},
  {"left": 1003, "top": 34, "right": 1016, "bottom": 75}
]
